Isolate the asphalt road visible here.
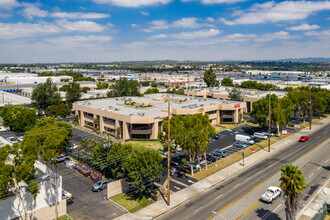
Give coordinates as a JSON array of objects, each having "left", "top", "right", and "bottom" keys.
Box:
[{"left": 156, "top": 123, "right": 330, "bottom": 220}]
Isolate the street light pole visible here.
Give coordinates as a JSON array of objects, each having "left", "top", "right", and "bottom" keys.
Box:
[
  {"left": 309, "top": 85, "right": 312, "bottom": 130},
  {"left": 268, "top": 89, "right": 271, "bottom": 153},
  {"left": 167, "top": 101, "right": 171, "bottom": 206}
]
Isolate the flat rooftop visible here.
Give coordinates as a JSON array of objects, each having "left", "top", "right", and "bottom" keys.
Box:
[
  {"left": 0, "top": 91, "right": 32, "bottom": 107},
  {"left": 75, "top": 94, "right": 243, "bottom": 117}
]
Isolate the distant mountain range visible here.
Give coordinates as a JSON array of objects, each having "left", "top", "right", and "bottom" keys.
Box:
[{"left": 275, "top": 57, "right": 330, "bottom": 63}]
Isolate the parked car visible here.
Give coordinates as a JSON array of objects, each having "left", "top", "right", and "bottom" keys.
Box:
[
  {"left": 92, "top": 179, "right": 114, "bottom": 192},
  {"left": 214, "top": 134, "right": 220, "bottom": 139},
  {"left": 253, "top": 132, "right": 268, "bottom": 140},
  {"left": 52, "top": 155, "right": 70, "bottom": 163},
  {"left": 62, "top": 189, "right": 74, "bottom": 205},
  {"left": 299, "top": 136, "right": 309, "bottom": 142},
  {"left": 233, "top": 141, "right": 248, "bottom": 148},
  {"left": 211, "top": 149, "right": 227, "bottom": 158},
  {"left": 262, "top": 131, "right": 275, "bottom": 137},
  {"left": 201, "top": 154, "right": 217, "bottom": 163},
  {"left": 235, "top": 134, "right": 255, "bottom": 145},
  {"left": 157, "top": 148, "right": 168, "bottom": 156},
  {"left": 7, "top": 137, "right": 18, "bottom": 143},
  {"left": 187, "top": 161, "right": 200, "bottom": 169},
  {"left": 260, "top": 186, "right": 281, "bottom": 203},
  {"left": 0, "top": 126, "right": 10, "bottom": 132}
]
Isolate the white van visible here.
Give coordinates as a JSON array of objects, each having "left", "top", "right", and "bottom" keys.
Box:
[
  {"left": 253, "top": 132, "right": 268, "bottom": 140},
  {"left": 235, "top": 134, "right": 255, "bottom": 145}
]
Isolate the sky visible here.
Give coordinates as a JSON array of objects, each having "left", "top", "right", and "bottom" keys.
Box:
[{"left": 0, "top": 0, "right": 329, "bottom": 63}]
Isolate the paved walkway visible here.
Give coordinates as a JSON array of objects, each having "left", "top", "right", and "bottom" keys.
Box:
[{"left": 116, "top": 117, "right": 330, "bottom": 220}]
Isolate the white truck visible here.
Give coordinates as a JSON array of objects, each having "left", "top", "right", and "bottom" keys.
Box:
[
  {"left": 235, "top": 134, "right": 255, "bottom": 145},
  {"left": 260, "top": 186, "right": 282, "bottom": 203}
]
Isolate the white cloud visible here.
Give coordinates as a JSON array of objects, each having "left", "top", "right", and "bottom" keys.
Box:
[
  {"left": 0, "top": 20, "right": 107, "bottom": 39},
  {"left": 202, "top": 0, "right": 247, "bottom": 4},
  {"left": 131, "top": 23, "right": 139, "bottom": 27},
  {"left": 206, "top": 17, "right": 215, "bottom": 22},
  {"left": 148, "top": 34, "right": 168, "bottom": 40},
  {"left": 44, "top": 35, "right": 112, "bottom": 44},
  {"left": 305, "top": 29, "right": 330, "bottom": 38},
  {"left": 21, "top": 3, "right": 48, "bottom": 20},
  {"left": 149, "top": 20, "right": 170, "bottom": 30},
  {"left": 220, "top": 1, "right": 330, "bottom": 25},
  {"left": 172, "top": 17, "right": 201, "bottom": 28},
  {"left": 172, "top": 28, "right": 221, "bottom": 39},
  {"left": 0, "top": 0, "right": 19, "bottom": 9},
  {"left": 255, "top": 31, "right": 294, "bottom": 42},
  {"left": 140, "top": 11, "right": 149, "bottom": 16},
  {"left": 51, "top": 12, "right": 110, "bottom": 19},
  {"left": 92, "top": 0, "right": 172, "bottom": 8},
  {"left": 287, "top": 24, "right": 320, "bottom": 31}
]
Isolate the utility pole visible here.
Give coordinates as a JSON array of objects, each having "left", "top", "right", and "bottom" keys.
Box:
[
  {"left": 187, "top": 72, "right": 190, "bottom": 90},
  {"left": 167, "top": 101, "right": 171, "bottom": 206},
  {"left": 268, "top": 89, "right": 271, "bottom": 153},
  {"left": 309, "top": 85, "right": 312, "bottom": 130}
]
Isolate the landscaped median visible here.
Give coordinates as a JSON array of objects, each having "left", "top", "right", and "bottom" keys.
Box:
[
  {"left": 193, "top": 132, "right": 292, "bottom": 180},
  {"left": 57, "top": 214, "right": 72, "bottom": 220},
  {"left": 213, "top": 121, "right": 259, "bottom": 133},
  {"left": 110, "top": 193, "right": 156, "bottom": 213}
]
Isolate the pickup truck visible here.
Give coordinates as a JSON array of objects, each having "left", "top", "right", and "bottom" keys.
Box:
[{"left": 260, "top": 186, "right": 282, "bottom": 203}]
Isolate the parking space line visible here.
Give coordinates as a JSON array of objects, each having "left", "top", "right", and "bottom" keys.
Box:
[
  {"left": 317, "top": 166, "right": 321, "bottom": 171},
  {"left": 233, "top": 183, "right": 240, "bottom": 188},
  {"left": 309, "top": 173, "right": 314, "bottom": 179},
  {"left": 325, "top": 159, "right": 329, "bottom": 164}
]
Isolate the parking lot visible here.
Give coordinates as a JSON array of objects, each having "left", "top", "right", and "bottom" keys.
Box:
[{"left": 57, "top": 163, "right": 126, "bottom": 220}]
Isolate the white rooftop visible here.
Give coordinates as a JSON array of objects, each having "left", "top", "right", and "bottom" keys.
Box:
[{"left": 0, "top": 91, "right": 32, "bottom": 107}]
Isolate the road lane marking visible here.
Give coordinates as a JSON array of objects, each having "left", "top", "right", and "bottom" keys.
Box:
[
  {"left": 325, "top": 159, "right": 329, "bottom": 164},
  {"left": 236, "top": 201, "right": 260, "bottom": 220},
  {"left": 309, "top": 173, "right": 314, "bottom": 179},
  {"left": 273, "top": 204, "right": 282, "bottom": 213},
  {"left": 193, "top": 206, "right": 204, "bottom": 214},
  {"left": 233, "top": 183, "right": 240, "bottom": 188},
  {"left": 208, "top": 138, "right": 329, "bottom": 220},
  {"left": 174, "top": 186, "right": 181, "bottom": 190},
  {"left": 188, "top": 180, "right": 195, "bottom": 184},
  {"left": 215, "top": 194, "right": 223, "bottom": 200},
  {"left": 256, "top": 170, "right": 262, "bottom": 174},
  {"left": 317, "top": 166, "right": 321, "bottom": 171}
]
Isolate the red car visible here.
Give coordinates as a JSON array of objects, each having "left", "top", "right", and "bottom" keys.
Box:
[{"left": 299, "top": 136, "right": 309, "bottom": 142}]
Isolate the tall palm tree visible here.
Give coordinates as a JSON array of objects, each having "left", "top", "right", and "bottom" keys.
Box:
[{"left": 280, "top": 164, "right": 306, "bottom": 220}]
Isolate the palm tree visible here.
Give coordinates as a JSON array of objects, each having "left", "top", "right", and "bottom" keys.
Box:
[{"left": 279, "top": 164, "right": 306, "bottom": 220}]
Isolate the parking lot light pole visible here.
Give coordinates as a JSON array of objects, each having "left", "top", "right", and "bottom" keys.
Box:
[
  {"left": 167, "top": 101, "right": 171, "bottom": 206},
  {"left": 268, "top": 89, "right": 271, "bottom": 153}
]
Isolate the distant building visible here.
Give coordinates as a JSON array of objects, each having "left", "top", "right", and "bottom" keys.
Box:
[{"left": 0, "top": 91, "right": 31, "bottom": 107}]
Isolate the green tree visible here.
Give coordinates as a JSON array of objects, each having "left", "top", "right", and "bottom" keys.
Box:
[
  {"left": 203, "top": 67, "right": 219, "bottom": 87},
  {"left": 31, "top": 78, "right": 61, "bottom": 110},
  {"left": 0, "top": 105, "right": 37, "bottom": 132},
  {"left": 45, "top": 104, "right": 71, "bottom": 118},
  {"left": 160, "top": 114, "right": 214, "bottom": 175},
  {"left": 280, "top": 97, "right": 294, "bottom": 127},
  {"left": 66, "top": 82, "right": 82, "bottom": 106},
  {"left": 0, "top": 143, "right": 39, "bottom": 220},
  {"left": 108, "top": 143, "right": 133, "bottom": 180},
  {"left": 122, "top": 147, "right": 163, "bottom": 195},
  {"left": 59, "top": 85, "right": 69, "bottom": 92},
  {"left": 221, "top": 77, "right": 234, "bottom": 87},
  {"left": 144, "top": 88, "right": 159, "bottom": 94},
  {"left": 151, "top": 82, "right": 158, "bottom": 88},
  {"left": 81, "top": 87, "right": 91, "bottom": 93},
  {"left": 280, "top": 164, "right": 306, "bottom": 220},
  {"left": 228, "top": 88, "right": 244, "bottom": 102},
  {"left": 96, "top": 81, "right": 109, "bottom": 89},
  {"left": 142, "top": 81, "right": 150, "bottom": 86},
  {"left": 44, "top": 105, "right": 58, "bottom": 117},
  {"left": 22, "top": 117, "right": 71, "bottom": 219},
  {"left": 107, "top": 77, "right": 141, "bottom": 97}
]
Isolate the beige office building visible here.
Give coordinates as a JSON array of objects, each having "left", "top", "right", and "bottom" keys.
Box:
[
  {"left": 185, "top": 87, "right": 287, "bottom": 112},
  {"left": 73, "top": 94, "right": 245, "bottom": 141}
]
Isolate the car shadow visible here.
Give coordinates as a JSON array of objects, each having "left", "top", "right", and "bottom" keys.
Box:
[{"left": 256, "top": 208, "right": 281, "bottom": 220}]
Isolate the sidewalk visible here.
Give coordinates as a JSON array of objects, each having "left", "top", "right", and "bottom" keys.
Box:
[{"left": 116, "top": 117, "right": 330, "bottom": 220}]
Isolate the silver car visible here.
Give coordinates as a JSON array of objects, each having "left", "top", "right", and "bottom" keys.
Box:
[{"left": 92, "top": 179, "right": 114, "bottom": 192}]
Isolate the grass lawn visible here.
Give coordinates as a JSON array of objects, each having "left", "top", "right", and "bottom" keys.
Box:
[
  {"left": 110, "top": 193, "right": 155, "bottom": 213},
  {"left": 299, "top": 117, "right": 325, "bottom": 130},
  {"left": 193, "top": 137, "right": 280, "bottom": 180},
  {"left": 126, "top": 140, "right": 164, "bottom": 151},
  {"left": 57, "top": 215, "right": 72, "bottom": 220}
]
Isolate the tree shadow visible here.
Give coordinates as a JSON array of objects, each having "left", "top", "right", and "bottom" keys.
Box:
[{"left": 256, "top": 208, "right": 281, "bottom": 220}]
